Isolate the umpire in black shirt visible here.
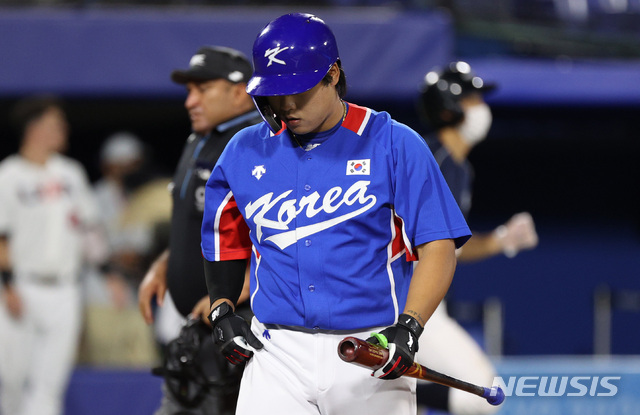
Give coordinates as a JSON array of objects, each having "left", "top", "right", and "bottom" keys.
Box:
[{"left": 138, "top": 46, "right": 261, "bottom": 415}]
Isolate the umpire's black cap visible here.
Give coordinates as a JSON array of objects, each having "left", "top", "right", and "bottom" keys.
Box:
[{"left": 171, "top": 46, "right": 253, "bottom": 84}]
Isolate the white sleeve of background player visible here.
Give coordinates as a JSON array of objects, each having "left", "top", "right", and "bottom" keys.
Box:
[
  {"left": 0, "top": 166, "right": 14, "bottom": 235},
  {"left": 67, "top": 159, "right": 109, "bottom": 264}
]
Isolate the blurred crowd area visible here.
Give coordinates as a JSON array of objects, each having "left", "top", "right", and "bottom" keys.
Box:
[
  {"left": 77, "top": 131, "right": 173, "bottom": 370},
  {"left": 2, "top": 0, "right": 640, "bottom": 58},
  {"left": 5, "top": 0, "right": 640, "bottom": 21}
]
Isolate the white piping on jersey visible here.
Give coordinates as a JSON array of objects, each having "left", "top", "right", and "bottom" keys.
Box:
[
  {"left": 386, "top": 210, "right": 401, "bottom": 319},
  {"left": 400, "top": 217, "right": 414, "bottom": 258},
  {"left": 249, "top": 245, "right": 261, "bottom": 310},
  {"left": 213, "top": 191, "right": 235, "bottom": 261},
  {"left": 356, "top": 108, "right": 372, "bottom": 136},
  {"left": 244, "top": 180, "right": 377, "bottom": 250}
]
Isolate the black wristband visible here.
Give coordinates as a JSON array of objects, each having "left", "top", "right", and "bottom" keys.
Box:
[
  {"left": 1, "top": 270, "right": 13, "bottom": 287},
  {"left": 397, "top": 313, "right": 424, "bottom": 339},
  {"left": 209, "top": 302, "right": 233, "bottom": 326}
]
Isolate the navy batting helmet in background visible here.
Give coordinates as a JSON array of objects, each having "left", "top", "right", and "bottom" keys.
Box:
[{"left": 418, "top": 61, "right": 496, "bottom": 129}]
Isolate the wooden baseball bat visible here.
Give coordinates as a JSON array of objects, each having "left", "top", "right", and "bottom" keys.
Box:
[{"left": 337, "top": 336, "right": 505, "bottom": 406}]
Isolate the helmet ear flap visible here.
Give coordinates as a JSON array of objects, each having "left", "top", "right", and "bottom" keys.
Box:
[
  {"left": 418, "top": 84, "right": 464, "bottom": 129},
  {"left": 252, "top": 96, "right": 283, "bottom": 134},
  {"left": 439, "top": 108, "right": 464, "bottom": 126},
  {"left": 439, "top": 94, "right": 465, "bottom": 127}
]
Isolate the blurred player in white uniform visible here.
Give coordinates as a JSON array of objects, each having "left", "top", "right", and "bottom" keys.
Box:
[
  {"left": 415, "top": 62, "right": 539, "bottom": 415},
  {"left": 0, "top": 95, "right": 102, "bottom": 415}
]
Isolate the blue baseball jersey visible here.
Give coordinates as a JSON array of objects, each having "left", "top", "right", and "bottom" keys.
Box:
[{"left": 201, "top": 103, "right": 470, "bottom": 331}]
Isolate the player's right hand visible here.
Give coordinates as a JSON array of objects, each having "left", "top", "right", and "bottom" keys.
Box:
[
  {"left": 209, "top": 301, "right": 263, "bottom": 364},
  {"left": 366, "top": 313, "right": 423, "bottom": 380}
]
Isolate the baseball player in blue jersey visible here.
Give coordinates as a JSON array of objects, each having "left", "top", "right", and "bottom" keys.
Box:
[{"left": 200, "top": 13, "right": 471, "bottom": 414}]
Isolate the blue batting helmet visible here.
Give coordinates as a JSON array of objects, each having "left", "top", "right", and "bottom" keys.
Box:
[{"left": 246, "top": 13, "right": 340, "bottom": 97}]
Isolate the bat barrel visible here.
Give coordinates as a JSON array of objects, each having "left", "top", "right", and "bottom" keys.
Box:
[
  {"left": 338, "top": 338, "right": 357, "bottom": 361},
  {"left": 337, "top": 336, "right": 388, "bottom": 370}
]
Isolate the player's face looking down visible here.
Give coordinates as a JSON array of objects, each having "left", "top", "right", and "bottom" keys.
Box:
[
  {"left": 266, "top": 63, "right": 344, "bottom": 135},
  {"left": 185, "top": 79, "right": 244, "bottom": 135}
]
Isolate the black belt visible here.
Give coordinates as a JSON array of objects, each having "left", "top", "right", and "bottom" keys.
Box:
[{"left": 263, "top": 323, "right": 380, "bottom": 335}]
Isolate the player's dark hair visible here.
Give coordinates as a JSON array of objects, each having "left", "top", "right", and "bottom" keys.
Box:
[
  {"left": 9, "top": 94, "right": 65, "bottom": 138},
  {"left": 322, "top": 60, "right": 347, "bottom": 99}
]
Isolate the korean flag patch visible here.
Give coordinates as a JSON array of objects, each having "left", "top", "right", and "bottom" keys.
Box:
[{"left": 347, "top": 159, "right": 370, "bottom": 175}]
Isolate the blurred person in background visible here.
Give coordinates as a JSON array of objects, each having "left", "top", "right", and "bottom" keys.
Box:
[
  {"left": 0, "top": 95, "right": 104, "bottom": 415},
  {"left": 414, "top": 61, "right": 539, "bottom": 415},
  {"left": 137, "top": 45, "right": 260, "bottom": 415},
  {"left": 79, "top": 131, "right": 160, "bottom": 368},
  {"left": 88, "top": 131, "right": 146, "bottom": 310}
]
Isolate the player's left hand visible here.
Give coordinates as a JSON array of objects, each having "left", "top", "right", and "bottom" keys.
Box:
[{"left": 366, "top": 314, "right": 423, "bottom": 380}]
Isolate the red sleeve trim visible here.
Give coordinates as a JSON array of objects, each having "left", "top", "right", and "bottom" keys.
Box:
[
  {"left": 217, "top": 196, "right": 252, "bottom": 261},
  {"left": 342, "top": 102, "right": 371, "bottom": 136},
  {"left": 392, "top": 214, "right": 417, "bottom": 262}
]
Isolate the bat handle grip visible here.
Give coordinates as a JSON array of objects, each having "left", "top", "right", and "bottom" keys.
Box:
[{"left": 482, "top": 386, "right": 505, "bottom": 406}]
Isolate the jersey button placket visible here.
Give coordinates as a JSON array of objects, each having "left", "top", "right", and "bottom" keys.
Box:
[{"left": 298, "top": 153, "right": 322, "bottom": 329}]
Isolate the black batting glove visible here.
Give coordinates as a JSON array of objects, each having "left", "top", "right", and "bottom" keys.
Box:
[
  {"left": 208, "top": 302, "right": 263, "bottom": 365},
  {"left": 366, "top": 313, "right": 424, "bottom": 380}
]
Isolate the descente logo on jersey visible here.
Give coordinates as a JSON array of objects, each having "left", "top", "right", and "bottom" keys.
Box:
[
  {"left": 252, "top": 165, "right": 266, "bottom": 180},
  {"left": 244, "top": 180, "right": 377, "bottom": 250}
]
